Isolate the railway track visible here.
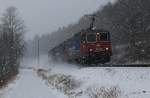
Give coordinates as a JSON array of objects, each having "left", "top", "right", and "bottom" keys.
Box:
[
  {"left": 89, "top": 64, "right": 150, "bottom": 67},
  {"left": 20, "top": 64, "right": 150, "bottom": 72},
  {"left": 77, "top": 63, "right": 150, "bottom": 67}
]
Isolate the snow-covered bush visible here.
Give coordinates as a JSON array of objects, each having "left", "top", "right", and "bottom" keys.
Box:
[
  {"left": 85, "top": 86, "right": 121, "bottom": 98},
  {"left": 37, "top": 69, "right": 49, "bottom": 80},
  {"left": 37, "top": 70, "right": 82, "bottom": 97},
  {"left": 48, "top": 74, "right": 81, "bottom": 94}
]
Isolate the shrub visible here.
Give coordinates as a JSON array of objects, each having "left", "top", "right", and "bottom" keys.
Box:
[{"left": 86, "top": 85, "right": 121, "bottom": 98}]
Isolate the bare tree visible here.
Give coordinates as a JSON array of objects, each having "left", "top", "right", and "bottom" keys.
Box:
[{"left": 0, "top": 6, "right": 26, "bottom": 82}]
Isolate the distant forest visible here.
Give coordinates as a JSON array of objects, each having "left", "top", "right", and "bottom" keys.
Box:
[{"left": 26, "top": 0, "right": 150, "bottom": 64}]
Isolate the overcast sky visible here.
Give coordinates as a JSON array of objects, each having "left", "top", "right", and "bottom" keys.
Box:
[{"left": 0, "top": 0, "right": 115, "bottom": 40}]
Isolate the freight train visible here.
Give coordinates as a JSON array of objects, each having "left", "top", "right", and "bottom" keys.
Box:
[{"left": 49, "top": 14, "right": 112, "bottom": 64}]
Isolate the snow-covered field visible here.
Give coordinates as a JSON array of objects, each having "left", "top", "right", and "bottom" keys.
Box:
[
  {"left": 0, "top": 56, "right": 150, "bottom": 98},
  {"left": 74, "top": 67, "right": 150, "bottom": 98},
  {"left": 44, "top": 62, "right": 150, "bottom": 98}
]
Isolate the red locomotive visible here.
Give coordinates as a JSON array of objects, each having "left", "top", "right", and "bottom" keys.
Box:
[
  {"left": 78, "top": 29, "right": 112, "bottom": 64},
  {"left": 49, "top": 14, "right": 112, "bottom": 64}
]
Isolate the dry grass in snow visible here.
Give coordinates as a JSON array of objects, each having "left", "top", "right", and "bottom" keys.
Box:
[{"left": 85, "top": 85, "right": 121, "bottom": 98}]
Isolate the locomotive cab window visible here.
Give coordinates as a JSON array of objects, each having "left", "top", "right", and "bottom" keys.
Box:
[
  {"left": 86, "top": 33, "right": 96, "bottom": 43},
  {"left": 99, "top": 33, "right": 108, "bottom": 41}
]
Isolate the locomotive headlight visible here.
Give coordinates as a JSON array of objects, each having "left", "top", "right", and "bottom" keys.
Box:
[
  {"left": 90, "top": 49, "right": 93, "bottom": 51},
  {"left": 97, "top": 33, "right": 100, "bottom": 35},
  {"left": 106, "top": 48, "right": 109, "bottom": 50}
]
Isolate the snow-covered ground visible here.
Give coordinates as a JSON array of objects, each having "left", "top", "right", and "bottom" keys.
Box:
[
  {"left": 73, "top": 67, "right": 150, "bottom": 98},
  {"left": 1, "top": 55, "right": 150, "bottom": 98},
  {"left": 46, "top": 62, "right": 150, "bottom": 98},
  {"left": 0, "top": 55, "right": 67, "bottom": 98},
  {"left": 0, "top": 68, "right": 67, "bottom": 98}
]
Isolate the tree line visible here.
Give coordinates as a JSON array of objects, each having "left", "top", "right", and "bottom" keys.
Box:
[
  {"left": 49, "top": 0, "right": 150, "bottom": 64},
  {"left": 0, "top": 6, "right": 25, "bottom": 86},
  {"left": 95, "top": 0, "right": 150, "bottom": 63},
  {"left": 27, "top": 0, "right": 150, "bottom": 64}
]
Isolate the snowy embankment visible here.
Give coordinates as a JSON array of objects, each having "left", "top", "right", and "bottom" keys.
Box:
[
  {"left": 7, "top": 69, "right": 67, "bottom": 98},
  {"left": 0, "top": 54, "right": 68, "bottom": 98},
  {"left": 38, "top": 62, "right": 150, "bottom": 98},
  {"left": 0, "top": 68, "right": 67, "bottom": 98}
]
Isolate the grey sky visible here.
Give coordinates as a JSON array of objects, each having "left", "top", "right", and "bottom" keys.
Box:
[{"left": 0, "top": 0, "right": 115, "bottom": 39}]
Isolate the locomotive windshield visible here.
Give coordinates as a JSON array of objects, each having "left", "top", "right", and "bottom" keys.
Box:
[
  {"left": 99, "top": 32, "right": 108, "bottom": 41},
  {"left": 86, "top": 33, "right": 96, "bottom": 42}
]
